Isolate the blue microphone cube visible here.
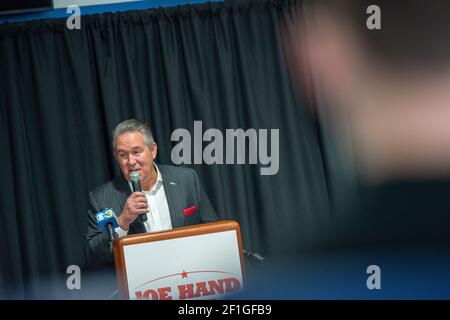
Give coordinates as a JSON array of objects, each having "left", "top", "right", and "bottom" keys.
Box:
[{"left": 96, "top": 208, "right": 119, "bottom": 232}]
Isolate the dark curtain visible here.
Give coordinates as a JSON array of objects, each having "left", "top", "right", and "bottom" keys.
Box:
[{"left": 0, "top": 0, "right": 351, "bottom": 298}]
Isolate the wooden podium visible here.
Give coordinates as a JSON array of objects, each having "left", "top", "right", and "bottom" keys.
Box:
[{"left": 113, "top": 220, "right": 245, "bottom": 300}]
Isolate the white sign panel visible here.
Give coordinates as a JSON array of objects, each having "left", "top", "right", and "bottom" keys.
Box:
[{"left": 123, "top": 230, "right": 243, "bottom": 300}]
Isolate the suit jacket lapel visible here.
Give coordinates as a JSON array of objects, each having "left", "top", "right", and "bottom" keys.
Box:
[{"left": 159, "top": 165, "right": 183, "bottom": 228}]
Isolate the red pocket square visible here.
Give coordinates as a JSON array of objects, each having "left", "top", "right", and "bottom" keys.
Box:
[{"left": 183, "top": 205, "right": 197, "bottom": 216}]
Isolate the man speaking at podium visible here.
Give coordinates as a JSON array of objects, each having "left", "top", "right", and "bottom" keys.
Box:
[{"left": 85, "top": 119, "right": 218, "bottom": 268}]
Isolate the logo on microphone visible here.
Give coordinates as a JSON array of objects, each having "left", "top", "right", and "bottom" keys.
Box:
[
  {"left": 96, "top": 209, "right": 114, "bottom": 222},
  {"left": 96, "top": 208, "right": 119, "bottom": 231}
]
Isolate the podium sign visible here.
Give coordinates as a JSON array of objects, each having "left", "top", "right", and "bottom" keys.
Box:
[{"left": 113, "top": 220, "right": 245, "bottom": 300}]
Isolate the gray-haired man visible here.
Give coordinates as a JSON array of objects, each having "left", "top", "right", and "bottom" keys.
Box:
[{"left": 84, "top": 119, "right": 219, "bottom": 268}]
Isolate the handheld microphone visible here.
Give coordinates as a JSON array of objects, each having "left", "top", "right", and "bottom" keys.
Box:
[
  {"left": 96, "top": 208, "right": 119, "bottom": 243},
  {"left": 129, "top": 171, "right": 148, "bottom": 222}
]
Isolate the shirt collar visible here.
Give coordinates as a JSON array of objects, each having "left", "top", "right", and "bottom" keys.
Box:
[{"left": 153, "top": 163, "right": 163, "bottom": 185}]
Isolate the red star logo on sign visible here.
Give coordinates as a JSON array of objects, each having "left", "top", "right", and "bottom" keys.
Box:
[{"left": 181, "top": 270, "right": 188, "bottom": 279}]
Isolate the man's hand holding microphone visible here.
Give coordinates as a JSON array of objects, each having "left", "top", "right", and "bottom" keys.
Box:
[{"left": 118, "top": 171, "right": 148, "bottom": 231}]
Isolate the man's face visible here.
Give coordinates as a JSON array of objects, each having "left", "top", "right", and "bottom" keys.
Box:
[{"left": 114, "top": 131, "right": 157, "bottom": 186}]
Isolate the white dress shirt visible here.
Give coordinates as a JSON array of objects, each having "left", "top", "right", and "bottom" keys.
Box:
[{"left": 115, "top": 164, "right": 173, "bottom": 237}]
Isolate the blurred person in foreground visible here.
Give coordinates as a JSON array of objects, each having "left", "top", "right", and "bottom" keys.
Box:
[
  {"left": 286, "top": 0, "right": 450, "bottom": 249},
  {"left": 239, "top": 0, "right": 450, "bottom": 299}
]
